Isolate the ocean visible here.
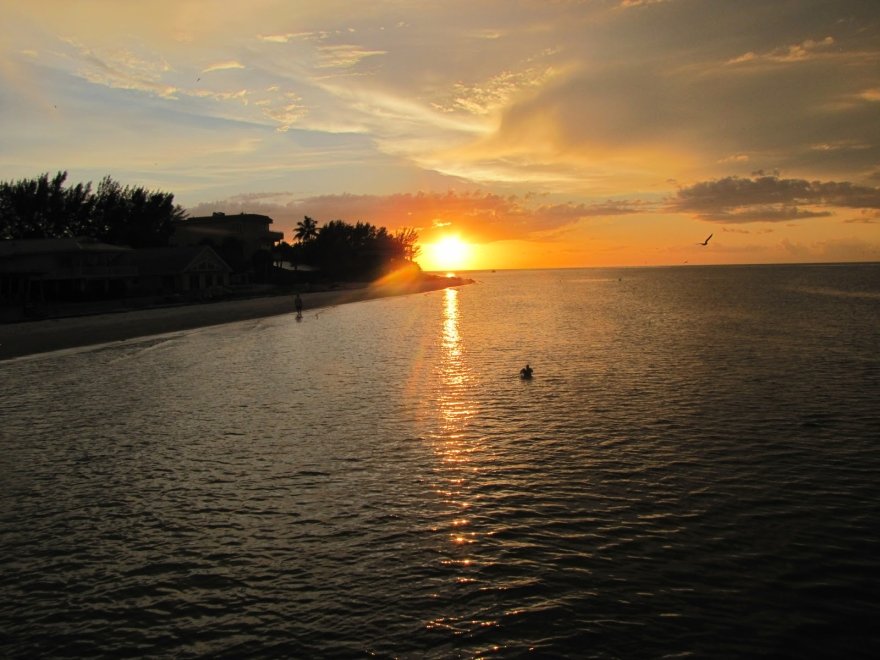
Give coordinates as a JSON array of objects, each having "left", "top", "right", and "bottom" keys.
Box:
[{"left": 1, "top": 264, "right": 879, "bottom": 658}]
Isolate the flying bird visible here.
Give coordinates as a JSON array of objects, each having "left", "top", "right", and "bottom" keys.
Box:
[{"left": 698, "top": 233, "right": 713, "bottom": 246}]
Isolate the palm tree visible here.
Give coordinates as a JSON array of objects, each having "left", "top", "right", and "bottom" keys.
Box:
[{"left": 294, "top": 215, "right": 318, "bottom": 243}]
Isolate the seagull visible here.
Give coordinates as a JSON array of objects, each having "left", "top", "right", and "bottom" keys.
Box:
[{"left": 698, "top": 233, "right": 713, "bottom": 246}]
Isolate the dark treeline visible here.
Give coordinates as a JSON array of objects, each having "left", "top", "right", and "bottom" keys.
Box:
[
  {"left": 2, "top": 172, "right": 421, "bottom": 280},
  {"left": 281, "top": 217, "right": 420, "bottom": 279},
  {"left": 0, "top": 171, "right": 184, "bottom": 248}
]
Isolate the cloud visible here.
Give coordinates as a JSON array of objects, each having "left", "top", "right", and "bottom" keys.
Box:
[
  {"left": 315, "top": 44, "right": 386, "bottom": 69},
  {"left": 257, "top": 91, "right": 307, "bottom": 131},
  {"left": 671, "top": 175, "right": 880, "bottom": 223},
  {"left": 843, "top": 210, "right": 880, "bottom": 224},
  {"left": 727, "top": 36, "right": 836, "bottom": 65},
  {"left": 695, "top": 207, "right": 832, "bottom": 224},
  {"left": 258, "top": 32, "right": 316, "bottom": 43},
  {"left": 809, "top": 140, "right": 872, "bottom": 152},
  {"left": 186, "top": 190, "right": 647, "bottom": 243},
  {"left": 64, "top": 38, "right": 179, "bottom": 99},
  {"left": 431, "top": 64, "right": 559, "bottom": 117},
  {"left": 618, "top": 0, "right": 672, "bottom": 7},
  {"left": 202, "top": 61, "right": 246, "bottom": 73}
]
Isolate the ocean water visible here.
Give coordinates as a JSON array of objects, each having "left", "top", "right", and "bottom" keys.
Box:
[{"left": 1, "top": 264, "right": 879, "bottom": 658}]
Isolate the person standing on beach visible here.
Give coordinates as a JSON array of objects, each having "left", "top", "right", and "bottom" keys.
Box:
[{"left": 294, "top": 293, "right": 303, "bottom": 315}]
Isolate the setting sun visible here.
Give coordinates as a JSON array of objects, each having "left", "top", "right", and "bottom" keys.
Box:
[{"left": 421, "top": 236, "right": 472, "bottom": 271}]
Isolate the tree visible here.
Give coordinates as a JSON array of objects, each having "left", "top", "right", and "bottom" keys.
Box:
[
  {"left": 300, "top": 219, "right": 418, "bottom": 279},
  {"left": 0, "top": 171, "right": 93, "bottom": 239},
  {"left": 92, "top": 176, "right": 183, "bottom": 248},
  {"left": 294, "top": 216, "right": 318, "bottom": 243},
  {"left": 0, "top": 171, "right": 184, "bottom": 247},
  {"left": 273, "top": 240, "right": 302, "bottom": 270},
  {"left": 394, "top": 227, "right": 421, "bottom": 262}
]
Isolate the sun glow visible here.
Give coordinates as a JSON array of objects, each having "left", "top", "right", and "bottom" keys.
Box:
[{"left": 422, "top": 235, "right": 472, "bottom": 271}]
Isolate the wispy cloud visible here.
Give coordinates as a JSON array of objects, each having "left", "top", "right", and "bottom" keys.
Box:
[
  {"left": 315, "top": 44, "right": 386, "bottom": 69},
  {"left": 432, "top": 64, "right": 558, "bottom": 116},
  {"left": 258, "top": 32, "right": 315, "bottom": 43},
  {"left": 202, "top": 61, "right": 246, "bottom": 73},
  {"left": 727, "top": 36, "right": 836, "bottom": 65},
  {"left": 259, "top": 93, "right": 308, "bottom": 131},
  {"left": 64, "top": 38, "right": 178, "bottom": 99},
  {"left": 618, "top": 0, "right": 672, "bottom": 8}
]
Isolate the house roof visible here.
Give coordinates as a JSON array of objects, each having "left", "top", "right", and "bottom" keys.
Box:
[
  {"left": 0, "top": 237, "right": 131, "bottom": 257},
  {"left": 178, "top": 212, "right": 274, "bottom": 226}
]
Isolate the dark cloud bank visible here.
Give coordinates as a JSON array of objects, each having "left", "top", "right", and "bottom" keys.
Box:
[{"left": 671, "top": 174, "right": 880, "bottom": 223}]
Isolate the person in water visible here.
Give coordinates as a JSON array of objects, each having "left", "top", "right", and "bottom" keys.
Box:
[
  {"left": 520, "top": 364, "right": 533, "bottom": 379},
  {"left": 294, "top": 293, "right": 303, "bottom": 315}
]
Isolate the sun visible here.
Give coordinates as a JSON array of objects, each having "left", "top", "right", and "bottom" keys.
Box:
[{"left": 423, "top": 236, "right": 471, "bottom": 271}]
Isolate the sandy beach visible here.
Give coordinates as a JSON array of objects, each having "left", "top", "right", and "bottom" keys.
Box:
[{"left": 0, "top": 276, "right": 472, "bottom": 361}]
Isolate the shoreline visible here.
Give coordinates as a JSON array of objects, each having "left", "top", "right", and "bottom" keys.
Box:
[{"left": 0, "top": 275, "right": 473, "bottom": 361}]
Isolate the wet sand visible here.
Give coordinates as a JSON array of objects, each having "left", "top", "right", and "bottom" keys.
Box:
[{"left": 0, "top": 277, "right": 471, "bottom": 361}]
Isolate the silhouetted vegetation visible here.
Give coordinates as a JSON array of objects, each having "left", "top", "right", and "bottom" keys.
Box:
[
  {"left": 273, "top": 240, "right": 304, "bottom": 270},
  {"left": 0, "top": 171, "right": 184, "bottom": 248},
  {"left": 294, "top": 216, "right": 318, "bottom": 243},
  {"left": 296, "top": 218, "right": 421, "bottom": 279},
  {"left": 0, "top": 173, "right": 424, "bottom": 282}
]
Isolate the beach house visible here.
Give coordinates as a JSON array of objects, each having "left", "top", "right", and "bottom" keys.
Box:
[
  {"left": 1, "top": 238, "right": 232, "bottom": 319},
  {"left": 0, "top": 238, "right": 135, "bottom": 309},
  {"left": 171, "top": 212, "right": 284, "bottom": 280}
]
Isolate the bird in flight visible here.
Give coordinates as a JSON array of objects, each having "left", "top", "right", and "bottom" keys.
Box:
[{"left": 698, "top": 233, "right": 713, "bottom": 246}]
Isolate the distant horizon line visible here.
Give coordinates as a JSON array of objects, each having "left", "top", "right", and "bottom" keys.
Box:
[{"left": 424, "top": 260, "right": 880, "bottom": 274}]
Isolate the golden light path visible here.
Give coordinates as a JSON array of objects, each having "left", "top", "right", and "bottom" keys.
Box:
[
  {"left": 438, "top": 288, "right": 478, "bottom": 548},
  {"left": 424, "top": 286, "right": 501, "bottom": 636}
]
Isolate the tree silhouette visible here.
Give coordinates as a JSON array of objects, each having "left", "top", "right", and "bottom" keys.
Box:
[
  {"left": 294, "top": 216, "right": 318, "bottom": 243},
  {"left": 301, "top": 219, "right": 418, "bottom": 279},
  {"left": 394, "top": 227, "right": 421, "bottom": 261},
  {"left": 92, "top": 176, "right": 182, "bottom": 248},
  {"left": 0, "top": 172, "right": 93, "bottom": 239},
  {"left": 0, "top": 171, "right": 184, "bottom": 247}
]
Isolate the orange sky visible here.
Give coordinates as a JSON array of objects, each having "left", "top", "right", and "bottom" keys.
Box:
[{"left": 2, "top": 1, "right": 879, "bottom": 269}]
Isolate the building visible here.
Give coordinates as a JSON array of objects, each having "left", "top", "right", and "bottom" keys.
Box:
[
  {"left": 129, "top": 246, "right": 232, "bottom": 296},
  {"left": 171, "top": 212, "right": 284, "bottom": 265},
  {"left": 0, "top": 237, "right": 135, "bottom": 305},
  {"left": 1, "top": 239, "right": 232, "bottom": 317}
]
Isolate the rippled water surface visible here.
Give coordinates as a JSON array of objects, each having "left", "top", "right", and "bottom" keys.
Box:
[{"left": 2, "top": 264, "right": 880, "bottom": 658}]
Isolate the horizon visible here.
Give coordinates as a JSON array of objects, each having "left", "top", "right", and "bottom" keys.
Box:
[
  {"left": 2, "top": 1, "right": 879, "bottom": 270},
  {"left": 424, "top": 260, "right": 880, "bottom": 274}
]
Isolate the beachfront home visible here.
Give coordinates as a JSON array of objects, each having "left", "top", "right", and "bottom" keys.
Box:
[
  {"left": 0, "top": 237, "right": 135, "bottom": 308},
  {"left": 128, "top": 246, "right": 232, "bottom": 296},
  {"left": 1, "top": 239, "right": 233, "bottom": 319},
  {"left": 171, "top": 212, "right": 284, "bottom": 265}
]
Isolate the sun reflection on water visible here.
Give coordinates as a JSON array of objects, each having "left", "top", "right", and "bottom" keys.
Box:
[
  {"left": 438, "top": 288, "right": 474, "bottom": 429},
  {"left": 425, "top": 287, "right": 499, "bottom": 637}
]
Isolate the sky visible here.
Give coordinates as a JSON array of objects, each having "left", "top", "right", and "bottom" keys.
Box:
[{"left": 2, "top": 0, "right": 879, "bottom": 270}]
